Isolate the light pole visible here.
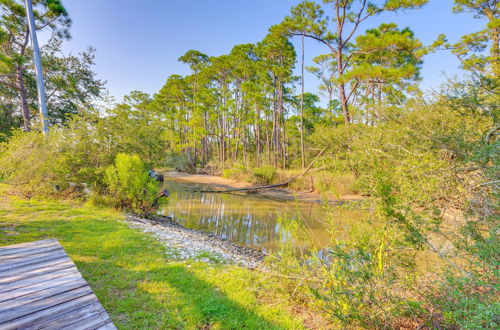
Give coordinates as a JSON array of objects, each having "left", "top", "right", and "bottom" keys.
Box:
[{"left": 24, "top": 0, "right": 49, "bottom": 134}]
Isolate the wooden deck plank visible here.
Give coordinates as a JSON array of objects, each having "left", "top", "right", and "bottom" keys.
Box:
[
  {"left": 0, "top": 239, "right": 57, "bottom": 253},
  {"left": 0, "top": 250, "right": 69, "bottom": 273},
  {"left": 0, "top": 245, "right": 62, "bottom": 262},
  {"left": 0, "top": 278, "right": 88, "bottom": 312},
  {"left": 0, "top": 285, "right": 94, "bottom": 324},
  {"left": 0, "top": 273, "right": 84, "bottom": 303},
  {"left": 0, "top": 260, "right": 74, "bottom": 285},
  {"left": 96, "top": 323, "right": 117, "bottom": 330},
  {"left": 30, "top": 302, "right": 107, "bottom": 330},
  {"left": 0, "top": 266, "right": 79, "bottom": 294},
  {"left": 0, "top": 294, "right": 98, "bottom": 330},
  {"left": 0, "top": 240, "right": 60, "bottom": 258},
  {"left": 0, "top": 239, "right": 114, "bottom": 329},
  {"left": 60, "top": 311, "right": 113, "bottom": 330}
]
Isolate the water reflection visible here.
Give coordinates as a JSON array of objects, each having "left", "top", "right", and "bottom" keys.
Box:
[{"left": 160, "top": 178, "right": 369, "bottom": 253}]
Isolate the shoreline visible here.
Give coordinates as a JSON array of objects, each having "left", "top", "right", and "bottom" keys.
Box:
[
  {"left": 127, "top": 214, "right": 265, "bottom": 268},
  {"left": 164, "top": 171, "right": 364, "bottom": 204}
]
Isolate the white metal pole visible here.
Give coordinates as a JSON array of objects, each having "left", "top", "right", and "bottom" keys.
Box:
[{"left": 24, "top": 0, "right": 49, "bottom": 134}]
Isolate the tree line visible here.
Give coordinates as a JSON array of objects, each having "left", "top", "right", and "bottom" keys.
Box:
[{"left": 1, "top": 0, "right": 497, "bottom": 173}]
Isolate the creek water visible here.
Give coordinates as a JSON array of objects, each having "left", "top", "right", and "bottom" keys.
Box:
[{"left": 159, "top": 178, "right": 371, "bottom": 254}]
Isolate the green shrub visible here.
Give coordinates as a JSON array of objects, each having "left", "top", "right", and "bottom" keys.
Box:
[
  {"left": 251, "top": 165, "right": 276, "bottom": 184},
  {"left": 267, "top": 213, "right": 419, "bottom": 328},
  {"left": 0, "top": 130, "right": 165, "bottom": 215},
  {"left": 103, "top": 153, "right": 163, "bottom": 215},
  {"left": 0, "top": 130, "right": 66, "bottom": 196},
  {"left": 165, "top": 153, "right": 192, "bottom": 173},
  {"left": 222, "top": 163, "right": 249, "bottom": 181},
  {"left": 313, "top": 171, "right": 357, "bottom": 196},
  {"left": 286, "top": 174, "right": 312, "bottom": 191},
  {"left": 0, "top": 126, "right": 112, "bottom": 197}
]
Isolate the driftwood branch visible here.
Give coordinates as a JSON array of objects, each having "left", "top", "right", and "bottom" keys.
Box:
[
  {"left": 197, "top": 148, "right": 327, "bottom": 194},
  {"left": 485, "top": 124, "right": 500, "bottom": 144}
]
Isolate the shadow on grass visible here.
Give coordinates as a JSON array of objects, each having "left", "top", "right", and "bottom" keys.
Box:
[{"left": 80, "top": 258, "right": 280, "bottom": 329}]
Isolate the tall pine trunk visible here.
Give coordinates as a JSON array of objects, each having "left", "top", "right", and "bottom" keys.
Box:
[
  {"left": 300, "top": 36, "right": 306, "bottom": 169},
  {"left": 336, "top": 46, "right": 351, "bottom": 124},
  {"left": 16, "top": 65, "right": 31, "bottom": 131}
]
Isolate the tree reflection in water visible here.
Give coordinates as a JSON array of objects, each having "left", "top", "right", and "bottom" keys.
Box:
[{"left": 160, "top": 178, "right": 369, "bottom": 254}]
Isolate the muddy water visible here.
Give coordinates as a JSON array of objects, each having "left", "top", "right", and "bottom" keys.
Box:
[{"left": 159, "top": 178, "right": 371, "bottom": 254}]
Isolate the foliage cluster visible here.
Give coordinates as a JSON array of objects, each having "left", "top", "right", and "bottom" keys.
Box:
[
  {"left": 222, "top": 164, "right": 278, "bottom": 184},
  {"left": 265, "top": 87, "right": 499, "bottom": 327},
  {"left": 103, "top": 153, "right": 163, "bottom": 215},
  {"left": 0, "top": 109, "right": 165, "bottom": 215}
]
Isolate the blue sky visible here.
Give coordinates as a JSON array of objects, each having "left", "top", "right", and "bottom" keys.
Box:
[{"left": 44, "top": 0, "right": 485, "bottom": 103}]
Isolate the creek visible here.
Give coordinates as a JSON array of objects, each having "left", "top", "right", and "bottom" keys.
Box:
[{"left": 160, "top": 177, "right": 371, "bottom": 254}]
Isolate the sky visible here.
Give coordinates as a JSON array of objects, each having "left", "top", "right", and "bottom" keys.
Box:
[{"left": 41, "top": 0, "right": 486, "bottom": 103}]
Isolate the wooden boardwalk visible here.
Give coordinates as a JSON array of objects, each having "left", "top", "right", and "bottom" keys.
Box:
[{"left": 0, "top": 239, "right": 116, "bottom": 330}]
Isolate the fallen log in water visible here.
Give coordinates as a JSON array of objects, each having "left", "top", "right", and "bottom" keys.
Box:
[{"left": 197, "top": 148, "right": 326, "bottom": 194}]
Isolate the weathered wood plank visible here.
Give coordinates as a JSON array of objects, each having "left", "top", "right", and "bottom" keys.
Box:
[
  {"left": 60, "top": 311, "right": 113, "bottom": 330},
  {"left": 0, "top": 285, "right": 93, "bottom": 324},
  {"left": 96, "top": 323, "right": 117, "bottom": 330},
  {"left": 0, "top": 239, "right": 115, "bottom": 329},
  {"left": 0, "top": 247, "right": 68, "bottom": 266},
  {"left": 0, "top": 277, "right": 88, "bottom": 313},
  {"left": 0, "top": 250, "right": 69, "bottom": 273},
  {"left": 0, "top": 260, "right": 74, "bottom": 285},
  {"left": 0, "top": 245, "right": 61, "bottom": 262},
  {"left": 0, "top": 293, "right": 98, "bottom": 330},
  {"left": 0, "top": 266, "right": 79, "bottom": 294},
  {"left": 0, "top": 239, "right": 57, "bottom": 252},
  {"left": 0, "top": 240, "right": 60, "bottom": 257},
  {"left": 29, "top": 302, "right": 107, "bottom": 330},
  {"left": 0, "top": 258, "right": 74, "bottom": 283},
  {"left": 0, "top": 272, "right": 83, "bottom": 302}
]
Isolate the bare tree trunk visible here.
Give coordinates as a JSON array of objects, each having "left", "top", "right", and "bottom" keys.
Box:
[
  {"left": 336, "top": 2, "right": 350, "bottom": 125},
  {"left": 243, "top": 128, "right": 247, "bottom": 166},
  {"left": 275, "top": 80, "right": 283, "bottom": 168},
  {"left": 328, "top": 90, "right": 333, "bottom": 116},
  {"left": 282, "top": 117, "right": 287, "bottom": 169},
  {"left": 337, "top": 71, "right": 350, "bottom": 124},
  {"left": 266, "top": 114, "right": 271, "bottom": 165},
  {"left": 491, "top": 26, "right": 499, "bottom": 77},
  {"left": 16, "top": 65, "right": 30, "bottom": 131},
  {"left": 300, "top": 36, "right": 306, "bottom": 169},
  {"left": 255, "top": 103, "right": 261, "bottom": 167},
  {"left": 220, "top": 112, "right": 226, "bottom": 163},
  {"left": 271, "top": 80, "right": 278, "bottom": 168}
]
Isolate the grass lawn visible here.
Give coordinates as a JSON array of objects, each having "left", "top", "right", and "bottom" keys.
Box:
[{"left": 0, "top": 184, "right": 314, "bottom": 329}]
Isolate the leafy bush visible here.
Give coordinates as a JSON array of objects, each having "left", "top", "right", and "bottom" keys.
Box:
[
  {"left": 251, "top": 165, "right": 276, "bottom": 184},
  {"left": 0, "top": 128, "right": 165, "bottom": 216},
  {"left": 271, "top": 94, "right": 497, "bottom": 327},
  {"left": 429, "top": 136, "right": 499, "bottom": 329},
  {"left": 0, "top": 123, "right": 114, "bottom": 197},
  {"left": 0, "top": 130, "right": 68, "bottom": 196},
  {"left": 222, "top": 163, "right": 249, "bottom": 181},
  {"left": 314, "top": 171, "right": 357, "bottom": 196},
  {"left": 103, "top": 153, "right": 164, "bottom": 215},
  {"left": 267, "top": 211, "right": 421, "bottom": 328},
  {"left": 165, "top": 153, "right": 192, "bottom": 173}
]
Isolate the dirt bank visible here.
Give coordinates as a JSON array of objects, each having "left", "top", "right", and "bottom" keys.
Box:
[{"left": 164, "top": 171, "right": 364, "bottom": 204}]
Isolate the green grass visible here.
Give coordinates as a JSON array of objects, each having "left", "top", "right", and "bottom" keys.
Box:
[{"left": 0, "top": 184, "right": 310, "bottom": 329}]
